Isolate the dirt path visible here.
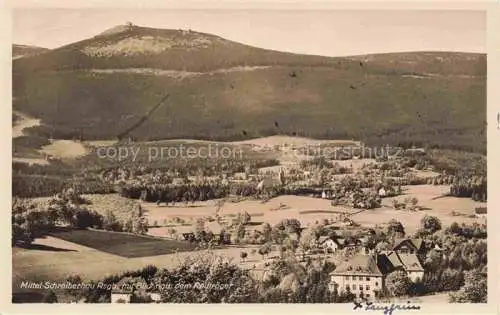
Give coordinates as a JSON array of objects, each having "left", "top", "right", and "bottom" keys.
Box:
[
  {"left": 11, "top": 157, "right": 49, "bottom": 166},
  {"left": 13, "top": 110, "right": 89, "bottom": 161},
  {"left": 12, "top": 111, "right": 50, "bottom": 165},
  {"left": 12, "top": 111, "right": 41, "bottom": 138}
]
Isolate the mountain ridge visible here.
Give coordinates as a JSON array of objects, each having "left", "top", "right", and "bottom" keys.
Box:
[
  {"left": 12, "top": 25, "right": 486, "bottom": 152},
  {"left": 12, "top": 44, "right": 50, "bottom": 60}
]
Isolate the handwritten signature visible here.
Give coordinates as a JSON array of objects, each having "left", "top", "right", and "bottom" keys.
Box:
[{"left": 353, "top": 301, "right": 421, "bottom": 315}]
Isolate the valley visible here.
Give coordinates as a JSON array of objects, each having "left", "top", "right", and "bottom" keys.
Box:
[{"left": 11, "top": 23, "right": 487, "bottom": 305}]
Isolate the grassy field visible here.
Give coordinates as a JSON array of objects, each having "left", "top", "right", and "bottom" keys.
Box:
[
  {"left": 12, "top": 235, "right": 253, "bottom": 290},
  {"left": 40, "top": 140, "right": 88, "bottom": 159},
  {"left": 355, "top": 185, "right": 486, "bottom": 235},
  {"left": 142, "top": 185, "right": 486, "bottom": 237},
  {"left": 141, "top": 195, "right": 352, "bottom": 232},
  {"left": 49, "top": 229, "right": 198, "bottom": 258}
]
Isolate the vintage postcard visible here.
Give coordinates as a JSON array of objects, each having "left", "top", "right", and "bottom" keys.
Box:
[{"left": 2, "top": 1, "right": 499, "bottom": 314}]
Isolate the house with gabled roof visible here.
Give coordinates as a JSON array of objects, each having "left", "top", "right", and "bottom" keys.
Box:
[
  {"left": 384, "top": 251, "right": 424, "bottom": 282},
  {"left": 317, "top": 236, "right": 342, "bottom": 253},
  {"left": 398, "top": 254, "right": 424, "bottom": 281},
  {"left": 329, "top": 254, "right": 387, "bottom": 300},
  {"left": 393, "top": 238, "right": 425, "bottom": 255},
  {"left": 111, "top": 289, "right": 132, "bottom": 303}
]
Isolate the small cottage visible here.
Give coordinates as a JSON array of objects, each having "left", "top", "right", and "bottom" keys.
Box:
[
  {"left": 111, "top": 289, "right": 132, "bottom": 303},
  {"left": 318, "top": 236, "right": 341, "bottom": 253},
  {"left": 378, "top": 188, "right": 387, "bottom": 197},
  {"left": 474, "top": 207, "right": 487, "bottom": 218},
  {"left": 149, "top": 292, "right": 162, "bottom": 302}
]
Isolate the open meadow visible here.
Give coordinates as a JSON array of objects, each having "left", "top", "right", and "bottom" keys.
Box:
[
  {"left": 12, "top": 235, "right": 256, "bottom": 288},
  {"left": 50, "top": 229, "right": 198, "bottom": 258}
]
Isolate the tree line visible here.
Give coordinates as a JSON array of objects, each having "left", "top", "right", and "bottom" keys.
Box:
[{"left": 12, "top": 188, "right": 147, "bottom": 247}]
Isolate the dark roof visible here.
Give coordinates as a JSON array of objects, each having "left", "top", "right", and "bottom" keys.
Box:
[
  {"left": 380, "top": 251, "right": 424, "bottom": 273},
  {"left": 475, "top": 207, "right": 487, "bottom": 214},
  {"left": 398, "top": 254, "right": 424, "bottom": 272},
  {"left": 386, "top": 251, "right": 404, "bottom": 269},
  {"left": 376, "top": 254, "right": 396, "bottom": 275},
  {"left": 328, "top": 234, "right": 345, "bottom": 243},
  {"left": 393, "top": 238, "right": 424, "bottom": 251},
  {"left": 318, "top": 236, "right": 343, "bottom": 247},
  {"left": 318, "top": 236, "right": 329, "bottom": 244},
  {"left": 410, "top": 239, "right": 424, "bottom": 250},
  {"left": 331, "top": 254, "right": 383, "bottom": 276}
]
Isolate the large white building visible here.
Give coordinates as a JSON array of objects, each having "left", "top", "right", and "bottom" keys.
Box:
[
  {"left": 329, "top": 238, "right": 427, "bottom": 300},
  {"left": 329, "top": 254, "right": 385, "bottom": 300}
]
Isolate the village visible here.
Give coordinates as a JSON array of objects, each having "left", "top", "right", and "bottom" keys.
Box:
[
  {"left": 12, "top": 138, "right": 487, "bottom": 304},
  {"left": 108, "top": 233, "right": 431, "bottom": 303}
]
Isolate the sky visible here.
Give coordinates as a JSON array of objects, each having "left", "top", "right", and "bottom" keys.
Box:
[{"left": 12, "top": 9, "right": 486, "bottom": 57}]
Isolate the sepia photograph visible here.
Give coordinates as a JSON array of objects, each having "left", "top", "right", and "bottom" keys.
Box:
[{"left": 8, "top": 4, "right": 493, "bottom": 310}]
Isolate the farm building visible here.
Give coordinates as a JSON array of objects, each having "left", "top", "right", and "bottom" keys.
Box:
[
  {"left": 111, "top": 289, "right": 132, "bottom": 303},
  {"left": 379, "top": 251, "right": 425, "bottom": 282},
  {"left": 317, "top": 236, "right": 342, "bottom": 253},
  {"left": 475, "top": 207, "right": 487, "bottom": 218},
  {"left": 149, "top": 292, "right": 162, "bottom": 302},
  {"left": 392, "top": 238, "right": 425, "bottom": 255},
  {"left": 110, "top": 290, "right": 162, "bottom": 303},
  {"left": 378, "top": 187, "right": 387, "bottom": 197}
]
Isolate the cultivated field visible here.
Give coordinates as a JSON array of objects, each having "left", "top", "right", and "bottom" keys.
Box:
[
  {"left": 143, "top": 195, "right": 352, "bottom": 235},
  {"left": 12, "top": 236, "right": 254, "bottom": 288},
  {"left": 50, "top": 229, "right": 198, "bottom": 258},
  {"left": 143, "top": 184, "right": 485, "bottom": 238},
  {"left": 355, "top": 185, "right": 486, "bottom": 235}
]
